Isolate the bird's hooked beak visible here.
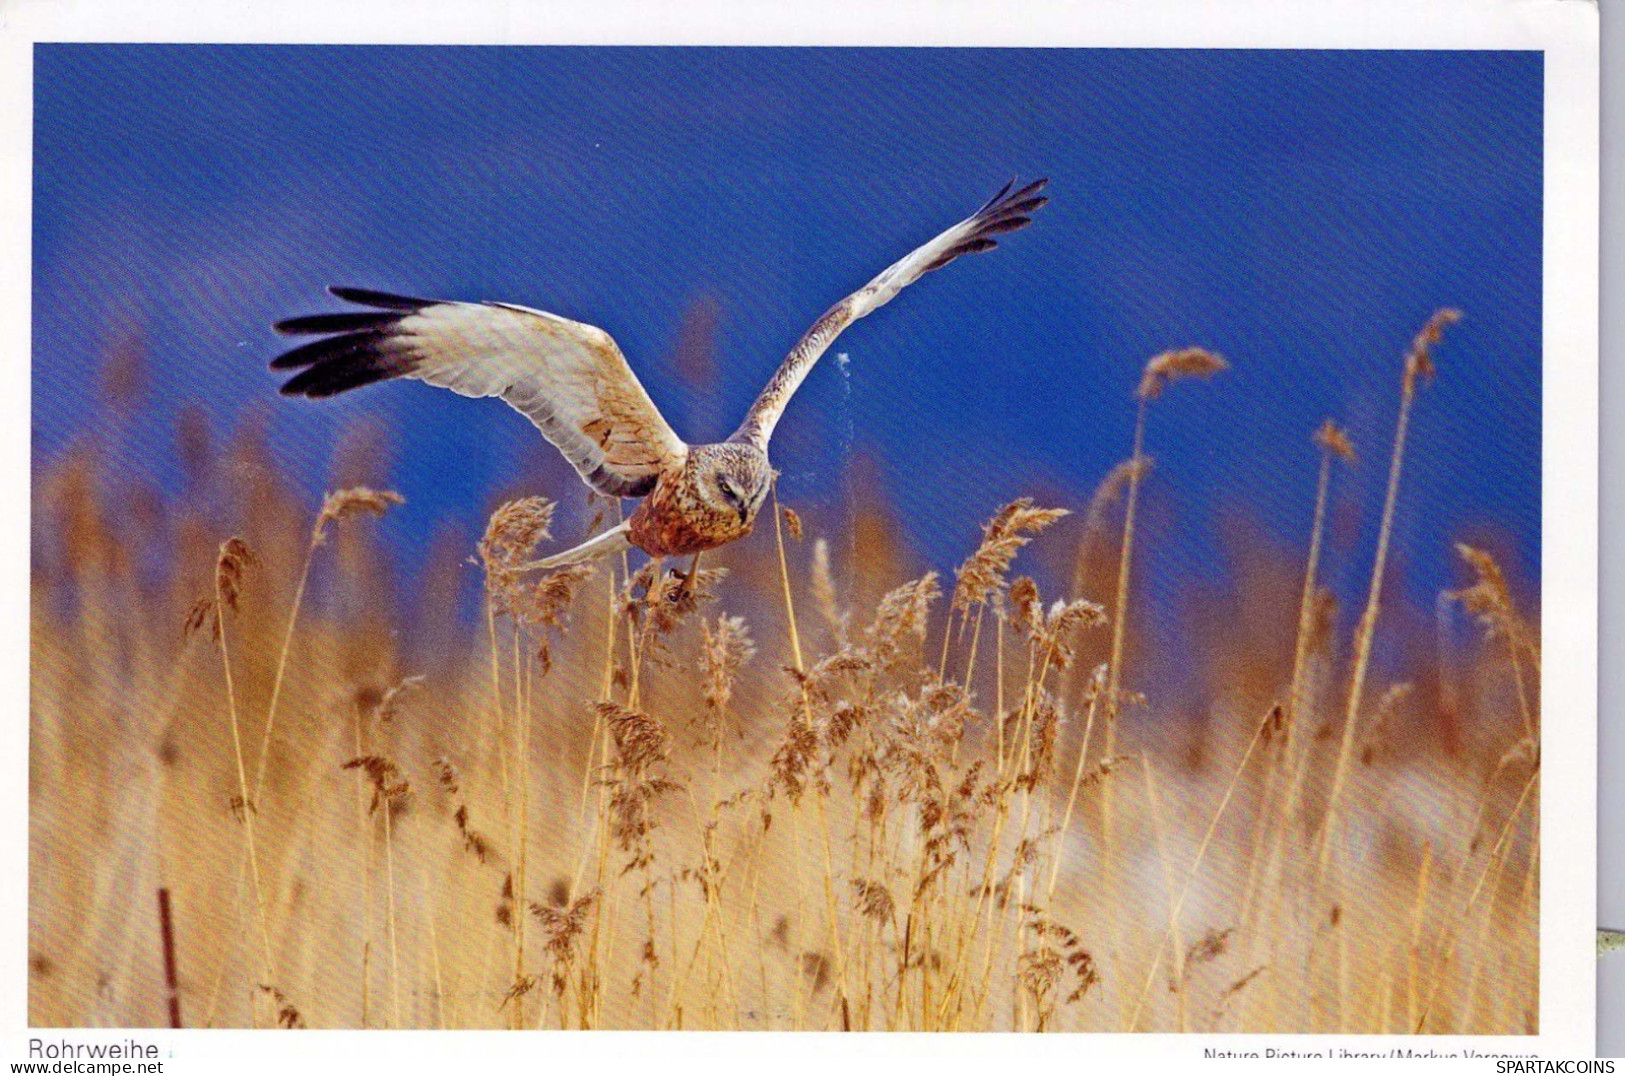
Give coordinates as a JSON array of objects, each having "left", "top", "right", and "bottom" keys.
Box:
[{"left": 746, "top": 484, "right": 771, "bottom": 525}]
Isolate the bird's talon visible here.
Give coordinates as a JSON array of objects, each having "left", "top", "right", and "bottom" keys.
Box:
[{"left": 665, "top": 568, "right": 694, "bottom": 602}]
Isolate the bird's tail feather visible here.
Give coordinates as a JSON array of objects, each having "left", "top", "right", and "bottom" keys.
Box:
[{"left": 522, "top": 520, "right": 633, "bottom": 571}]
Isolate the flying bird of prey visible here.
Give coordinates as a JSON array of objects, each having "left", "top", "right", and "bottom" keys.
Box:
[{"left": 272, "top": 178, "right": 1048, "bottom": 572}]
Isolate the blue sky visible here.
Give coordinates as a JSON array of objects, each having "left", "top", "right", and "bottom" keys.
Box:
[{"left": 32, "top": 45, "right": 1542, "bottom": 612}]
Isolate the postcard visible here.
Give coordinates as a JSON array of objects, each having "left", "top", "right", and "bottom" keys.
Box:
[{"left": 6, "top": 0, "right": 1599, "bottom": 1065}]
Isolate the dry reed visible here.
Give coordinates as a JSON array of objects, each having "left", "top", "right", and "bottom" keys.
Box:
[{"left": 28, "top": 314, "right": 1535, "bottom": 1034}]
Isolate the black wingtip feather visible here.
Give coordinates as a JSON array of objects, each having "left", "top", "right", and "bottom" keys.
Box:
[
  {"left": 979, "top": 180, "right": 1046, "bottom": 215},
  {"left": 968, "top": 178, "right": 1049, "bottom": 242},
  {"left": 278, "top": 352, "right": 399, "bottom": 398},
  {"left": 271, "top": 288, "right": 431, "bottom": 395},
  {"left": 269, "top": 330, "right": 385, "bottom": 371},
  {"left": 975, "top": 176, "right": 1019, "bottom": 216},
  {"left": 275, "top": 311, "right": 408, "bottom": 336},
  {"left": 978, "top": 216, "right": 1033, "bottom": 238},
  {"left": 988, "top": 195, "right": 1048, "bottom": 222},
  {"left": 924, "top": 235, "right": 1000, "bottom": 274},
  {"left": 924, "top": 181, "right": 1041, "bottom": 273},
  {"left": 953, "top": 237, "right": 1000, "bottom": 258},
  {"left": 1011, "top": 177, "right": 1049, "bottom": 203},
  {"left": 327, "top": 285, "right": 435, "bottom": 311}
]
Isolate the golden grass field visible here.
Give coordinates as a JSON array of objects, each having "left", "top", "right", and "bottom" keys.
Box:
[{"left": 29, "top": 312, "right": 1539, "bottom": 1032}]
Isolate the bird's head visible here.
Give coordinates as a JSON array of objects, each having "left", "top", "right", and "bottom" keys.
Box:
[{"left": 691, "top": 443, "right": 772, "bottom": 526}]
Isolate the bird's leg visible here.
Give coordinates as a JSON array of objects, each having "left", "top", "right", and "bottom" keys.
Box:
[{"left": 671, "top": 551, "right": 703, "bottom": 602}]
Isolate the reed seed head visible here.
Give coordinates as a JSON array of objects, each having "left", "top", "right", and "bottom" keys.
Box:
[
  {"left": 1037, "top": 598, "right": 1108, "bottom": 667},
  {"left": 1404, "top": 308, "right": 1463, "bottom": 386},
  {"left": 1313, "top": 419, "right": 1356, "bottom": 463},
  {"left": 257, "top": 984, "right": 306, "bottom": 1029},
  {"left": 867, "top": 571, "right": 940, "bottom": 662},
  {"left": 598, "top": 702, "right": 672, "bottom": 773},
  {"left": 215, "top": 537, "right": 256, "bottom": 613},
  {"left": 313, "top": 486, "right": 404, "bottom": 547},
  {"left": 1137, "top": 347, "right": 1228, "bottom": 401},
  {"left": 700, "top": 614, "right": 756, "bottom": 717},
  {"left": 851, "top": 878, "right": 896, "bottom": 923},
  {"left": 478, "top": 497, "right": 555, "bottom": 592},
  {"left": 953, "top": 499, "right": 1069, "bottom": 614},
  {"left": 1446, "top": 543, "right": 1534, "bottom": 655}
]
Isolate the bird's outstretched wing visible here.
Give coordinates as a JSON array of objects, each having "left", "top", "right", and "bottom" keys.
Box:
[
  {"left": 273, "top": 288, "right": 688, "bottom": 498},
  {"left": 730, "top": 178, "right": 1048, "bottom": 448}
]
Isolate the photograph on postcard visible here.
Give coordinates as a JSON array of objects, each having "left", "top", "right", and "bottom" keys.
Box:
[{"left": 29, "top": 45, "right": 1541, "bottom": 1032}]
